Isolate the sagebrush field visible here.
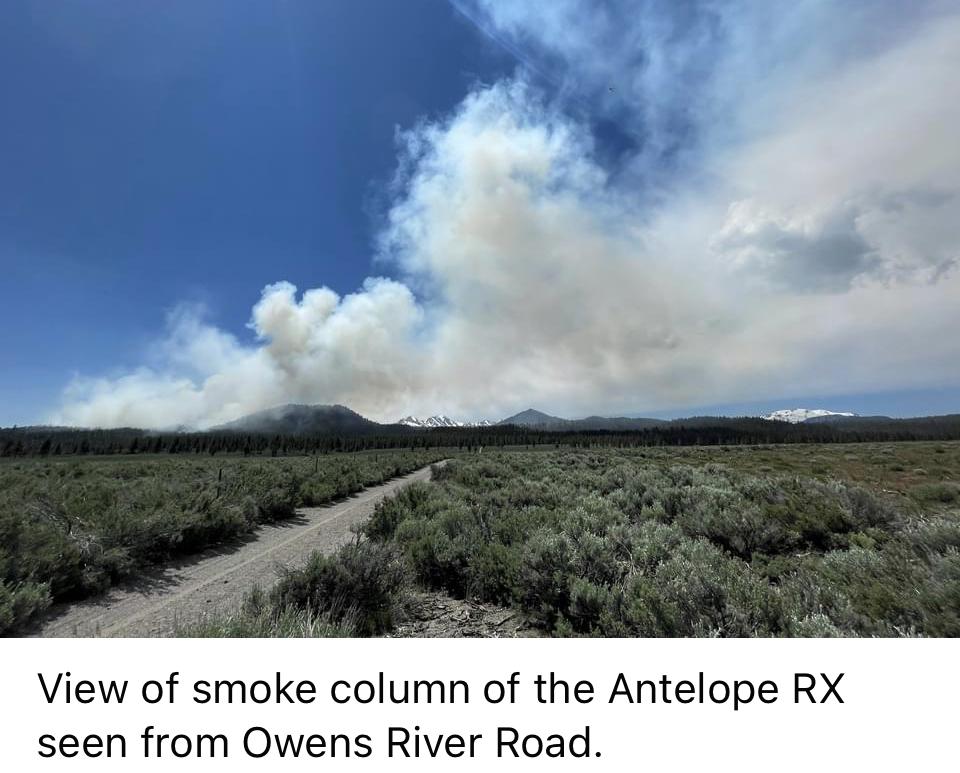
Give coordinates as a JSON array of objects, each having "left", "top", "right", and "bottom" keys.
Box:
[
  {"left": 198, "top": 442, "right": 960, "bottom": 638},
  {"left": 0, "top": 450, "right": 443, "bottom": 634},
  {"left": 5, "top": 442, "right": 959, "bottom": 637}
]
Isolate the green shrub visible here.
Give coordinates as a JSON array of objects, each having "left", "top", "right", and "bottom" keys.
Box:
[
  {"left": 918, "top": 549, "right": 960, "bottom": 637},
  {"left": 465, "top": 542, "right": 520, "bottom": 604},
  {"left": 816, "top": 545, "right": 927, "bottom": 635},
  {"left": 615, "top": 539, "right": 786, "bottom": 636},
  {"left": 908, "top": 516, "right": 960, "bottom": 557},
  {"left": 517, "top": 531, "right": 575, "bottom": 629},
  {"left": 395, "top": 509, "right": 474, "bottom": 597},
  {"left": 0, "top": 580, "right": 50, "bottom": 635},
  {"left": 271, "top": 541, "right": 406, "bottom": 635},
  {"left": 365, "top": 482, "right": 437, "bottom": 541},
  {"left": 910, "top": 482, "right": 960, "bottom": 504}
]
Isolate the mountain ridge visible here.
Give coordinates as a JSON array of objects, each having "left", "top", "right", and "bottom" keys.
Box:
[
  {"left": 212, "top": 404, "right": 381, "bottom": 435},
  {"left": 397, "top": 415, "right": 493, "bottom": 428},
  {"left": 167, "top": 403, "right": 952, "bottom": 435}
]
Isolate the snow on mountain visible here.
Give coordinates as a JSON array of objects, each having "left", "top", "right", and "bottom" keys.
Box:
[
  {"left": 397, "top": 415, "right": 460, "bottom": 428},
  {"left": 397, "top": 415, "right": 492, "bottom": 428},
  {"left": 762, "top": 408, "right": 857, "bottom": 424}
]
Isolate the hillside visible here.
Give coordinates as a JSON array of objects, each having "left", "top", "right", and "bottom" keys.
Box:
[
  {"left": 499, "top": 409, "right": 667, "bottom": 431},
  {"left": 213, "top": 404, "right": 385, "bottom": 436},
  {"left": 498, "top": 408, "right": 568, "bottom": 429}
]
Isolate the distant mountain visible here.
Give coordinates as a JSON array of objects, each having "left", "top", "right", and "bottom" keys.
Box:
[
  {"left": 499, "top": 408, "right": 568, "bottom": 429},
  {"left": 398, "top": 415, "right": 460, "bottom": 428},
  {"left": 762, "top": 408, "right": 857, "bottom": 424},
  {"left": 122, "top": 400, "right": 956, "bottom": 438},
  {"left": 213, "top": 404, "right": 381, "bottom": 435},
  {"left": 499, "top": 408, "right": 667, "bottom": 431},
  {"left": 396, "top": 415, "right": 492, "bottom": 428}
]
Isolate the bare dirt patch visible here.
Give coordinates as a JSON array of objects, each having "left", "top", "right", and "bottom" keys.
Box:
[{"left": 392, "top": 591, "right": 537, "bottom": 638}]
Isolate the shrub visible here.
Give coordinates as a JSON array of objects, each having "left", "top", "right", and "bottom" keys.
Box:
[
  {"left": 517, "top": 531, "right": 575, "bottom": 629},
  {"left": 616, "top": 539, "right": 786, "bottom": 637},
  {"left": 911, "top": 482, "right": 960, "bottom": 505},
  {"left": 365, "top": 482, "right": 437, "bottom": 541},
  {"left": 395, "top": 509, "right": 474, "bottom": 597},
  {"left": 908, "top": 517, "right": 960, "bottom": 557},
  {"left": 270, "top": 541, "right": 406, "bottom": 636},
  {"left": 918, "top": 549, "right": 960, "bottom": 637},
  {"left": 465, "top": 542, "right": 520, "bottom": 604},
  {"left": 674, "top": 492, "right": 790, "bottom": 559},
  {"left": 816, "top": 545, "right": 926, "bottom": 635},
  {"left": 0, "top": 580, "right": 50, "bottom": 635},
  {"left": 568, "top": 578, "right": 616, "bottom": 634}
]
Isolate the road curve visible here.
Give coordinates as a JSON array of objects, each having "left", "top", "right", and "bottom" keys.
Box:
[{"left": 34, "top": 463, "right": 440, "bottom": 637}]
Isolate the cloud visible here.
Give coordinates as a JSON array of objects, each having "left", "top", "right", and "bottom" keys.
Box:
[
  {"left": 707, "top": 10, "right": 960, "bottom": 290},
  {"left": 712, "top": 199, "right": 882, "bottom": 293},
  {"left": 51, "top": 3, "right": 960, "bottom": 427},
  {"left": 714, "top": 191, "right": 960, "bottom": 292}
]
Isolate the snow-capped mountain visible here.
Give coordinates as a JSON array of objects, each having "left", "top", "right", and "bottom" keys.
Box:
[
  {"left": 762, "top": 408, "right": 857, "bottom": 424},
  {"left": 397, "top": 415, "right": 492, "bottom": 428},
  {"left": 397, "top": 415, "right": 461, "bottom": 428}
]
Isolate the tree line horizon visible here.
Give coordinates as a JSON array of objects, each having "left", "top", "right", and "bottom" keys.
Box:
[{"left": 3, "top": 414, "right": 960, "bottom": 458}]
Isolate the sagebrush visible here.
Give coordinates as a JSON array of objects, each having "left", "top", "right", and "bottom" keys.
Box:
[{"left": 358, "top": 444, "right": 960, "bottom": 636}]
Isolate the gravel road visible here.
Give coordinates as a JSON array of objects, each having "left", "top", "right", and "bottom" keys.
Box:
[{"left": 34, "top": 463, "right": 439, "bottom": 637}]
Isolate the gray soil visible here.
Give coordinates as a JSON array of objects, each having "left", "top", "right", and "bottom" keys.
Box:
[
  {"left": 33, "top": 464, "right": 440, "bottom": 637},
  {"left": 393, "top": 591, "right": 536, "bottom": 638}
]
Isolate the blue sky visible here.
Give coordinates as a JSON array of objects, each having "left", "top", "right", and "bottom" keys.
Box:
[{"left": 1, "top": 1, "right": 958, "bottom": 427}]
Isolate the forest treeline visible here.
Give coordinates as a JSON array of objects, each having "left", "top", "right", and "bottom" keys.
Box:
[{"left": 2, "top": 415, "right": 960, "bottom": 457}]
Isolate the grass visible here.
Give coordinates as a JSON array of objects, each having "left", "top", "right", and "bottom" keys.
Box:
[
  {"left": 0, "top": 450, "right": 444, "bottom": 634},
  {"left": 182, "top": 586, "right": 356, "bottom": 638}
]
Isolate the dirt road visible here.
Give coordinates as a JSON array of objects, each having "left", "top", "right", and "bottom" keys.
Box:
[{"left": 34, "top": 463, "right": 439, "bottom": 637}]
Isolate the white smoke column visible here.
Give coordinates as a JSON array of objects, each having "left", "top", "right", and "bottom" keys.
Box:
[{"left": 383, "top": 81, "right": 715, "bottom": 416}]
